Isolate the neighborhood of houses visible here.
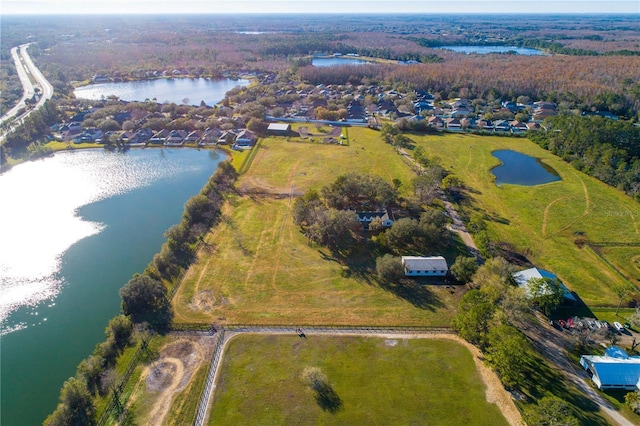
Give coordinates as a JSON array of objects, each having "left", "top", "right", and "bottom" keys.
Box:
[{"left": 58, "top": 70, "right": 613, "bottom": 153}]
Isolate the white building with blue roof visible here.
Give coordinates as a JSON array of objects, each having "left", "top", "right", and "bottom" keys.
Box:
[{"left": 580, "top": 346, "right": 640, "bottom": 390}]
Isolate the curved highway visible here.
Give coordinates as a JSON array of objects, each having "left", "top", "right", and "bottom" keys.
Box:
[{"left": 0, "top": 44, "right": 54, "bottom": 139}]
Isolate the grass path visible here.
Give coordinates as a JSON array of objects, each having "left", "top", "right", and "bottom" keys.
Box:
[{"left": 542, "top": 196, "right": 567, "bottom": 237}]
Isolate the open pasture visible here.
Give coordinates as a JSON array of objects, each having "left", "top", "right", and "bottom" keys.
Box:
[
  {"left": 412, "top": 132, "right": 640, "bottom": 306},
  {"left": 208, "top": 334, "right": 510, "bottom": 426},
  {"left": 172, "top": 196, "right": 461, "bottom": 326},
  {"left": 172, "top": 129, "right": 462, "bottom": 326}
]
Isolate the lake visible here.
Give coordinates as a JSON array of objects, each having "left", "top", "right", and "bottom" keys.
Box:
[
  {"left": 74, "top": 77, "right": 250, "bottom": 105},
  {"left": 439, "top": 46, "right": 544, "bottom": 55},
  {"left": 491, "top": 150, "right": 561, "bottom": 186},
  {"left": 312, "top": 57, "right": 371, "bottom": 67},
  {"left": 0, "top": 148, "right": 225, "bottom": 425}
]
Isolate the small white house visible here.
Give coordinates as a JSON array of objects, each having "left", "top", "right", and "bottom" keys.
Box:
[
  {"left": 401, "top": 256, "right": 448, "bottom": 277},
  {"left": 356, "top": 209, "right": 394, "bottom": 230}
]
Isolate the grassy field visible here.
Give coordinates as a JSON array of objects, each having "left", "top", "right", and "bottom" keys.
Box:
[
  {"left": 172, "top": 128, "right": 465, "bottom": 326},
  {"left": 208, "top": 334, "right": 509, "bottom": 426},
  {"left": 172, "top": 196, "right": 462, "bottom": 326},
  {"left": 236, "top": 125, "right": 417, "bottom": 196},
  {"left": 411, "top": 132, "right": 640, "bottom": 306}
]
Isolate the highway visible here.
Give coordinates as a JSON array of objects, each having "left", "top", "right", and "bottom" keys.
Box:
[{"left": 0, "top": 44, "right": 54, "bottom": 140}]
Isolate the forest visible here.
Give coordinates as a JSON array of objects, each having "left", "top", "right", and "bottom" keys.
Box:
[{"left": 1, "top": 14, "right": 639, "bottom": 119}]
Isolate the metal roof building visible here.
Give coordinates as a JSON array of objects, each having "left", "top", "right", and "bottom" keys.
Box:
[
  {"left": 580, "top": 346, "right": 640, "bottom": 390},
  {"left": 401, "top": 256, "right": 448, "bottom": 277},
  {"left": 512, "top": 267, "right": 577, "bottom": 302}
]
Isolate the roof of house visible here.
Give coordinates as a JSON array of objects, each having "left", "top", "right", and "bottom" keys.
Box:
[
  {"left": 512, "top": 267, "right": 577, "bottom": 301},
  {"left": 356, "top": 210, "right": 393, "bottom": 223},
  {"left": 401, "top": 256, "right": 448, "bottom": 271},
  {"left": 581, "top": 347, "right": 640, "bottom": 388}
]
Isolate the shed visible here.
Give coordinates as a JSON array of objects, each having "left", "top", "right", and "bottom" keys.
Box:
[
  {"left": 401, "top": 256, "right": 448, "bottom": 277},
  {"left": 267, "top": 123, "right": 291, "bottom": 135}
]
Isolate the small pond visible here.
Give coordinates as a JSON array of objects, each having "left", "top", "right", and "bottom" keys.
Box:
[
  {"left": 312, "top": 57, "right": 371, "bottom": 67},
  {"left": 491, "top": 150, "right": 561, "bottom": 186},
  {"left": 439, "top": 46, "right": 544, "bottom": 55},
  {"left": 74, "top": 77, "right": 250, "bottom": 105}
]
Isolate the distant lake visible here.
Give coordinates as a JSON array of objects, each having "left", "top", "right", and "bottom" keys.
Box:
[
  {"left": 74, "top": 77, "right": 250, "bottom": 105},
  {"left": 491, "top": 150, "right": 561, "bottom": 186},
  {"left": 312, "top": 57, "right": 370, "bottom": 67},
  {"left": 439, "top": 46, "right": 544, "bottom": 55}
]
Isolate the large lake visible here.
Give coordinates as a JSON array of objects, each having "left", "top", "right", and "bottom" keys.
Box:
[
  {"left": 491, "top": 150, "right": 561, "bottom": 186},
  {"left": 312, "top": 57, "right": 370, "bottom": 67},
  {"left": 74, "top": 77, "right": 250, "bottom": 105},
  {"left": 439, "top": 46, "right": 544, "bottom": 55},
  {"left": 0, "top": 148, "right": 225, "bottom": 425}
]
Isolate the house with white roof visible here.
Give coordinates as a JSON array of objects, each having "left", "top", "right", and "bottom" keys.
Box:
[
  {"left": 512, "top": 267, "right": 577, "bottom": 302},
  {"left": 580, "top": 346, "right": 640, "bottom": 390},
  {"left": 401, "top": 256, "right": 448, "bottom": 277}
]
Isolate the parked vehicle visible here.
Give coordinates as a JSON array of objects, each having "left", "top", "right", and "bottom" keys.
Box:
[{"left": 613, "top": 321, "right": 624, "bottom": 331}]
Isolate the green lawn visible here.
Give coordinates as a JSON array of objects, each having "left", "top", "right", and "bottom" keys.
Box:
[
  {"left": 236, "top": 126, "right": 417, "bottom": 196},
  {"left": 411, "top": 132, "right": 640, "bottom": 306},
  {"left": 209, "top": 334, "right": 509, "bottom": 426}
]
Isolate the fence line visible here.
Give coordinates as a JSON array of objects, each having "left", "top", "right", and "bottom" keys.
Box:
[
  {"left": 194, "top": 330, "right": 226, "bottom": 426},
  {"left": 96, "top": 344, "right": 147, "bottom": 426}
]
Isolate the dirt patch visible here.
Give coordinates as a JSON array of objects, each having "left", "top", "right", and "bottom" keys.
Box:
[
  {"left": 190, "top": 290, "right": 219, "bottom": 312},
  {"left": 135, "top": 336, "right": 215, "bottom": 426}
]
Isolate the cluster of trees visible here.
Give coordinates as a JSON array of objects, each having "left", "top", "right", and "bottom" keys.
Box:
[
  {"left": 44, "top": 315, "right": 136, "bottom": 425},
  {"left": 293, "top": 173, "right": 397, "bottom": 253},
  {"left": 149, "top": 161, "right": 237, "bottom": 281},
  {"left": 45, "top": 161, "right": 238, "bottom": 424},
  {"left": 530, "top": 115, "right": 640, "bottom": 200},
  {"left": 2, "top": 100, "right": 61, "bottom": 160},
  {"left": 299, "top": 55, "right": 639, "bottom": 118},
  {"left": 451, "top": 258, "right": 580, "bottom": 425}
]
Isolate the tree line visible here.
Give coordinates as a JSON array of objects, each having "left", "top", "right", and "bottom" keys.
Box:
[
  {"left": 529, "top": 115, "right": 640, "bottom": 201},
  {"left": 44, "top": 161, "right": 238, "bottom": 425}
]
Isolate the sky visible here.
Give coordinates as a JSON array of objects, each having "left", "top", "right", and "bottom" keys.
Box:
[{"left": 2, "top": 0, "right": 639, "bottom": 15}]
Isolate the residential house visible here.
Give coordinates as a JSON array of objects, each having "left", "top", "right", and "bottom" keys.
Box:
[
  {"left": 427, "top": 116, "right": 444, "bottom": 129},
  {"left": 493, "top": 120, "right": 511, "bottom": 132},
  {"left": 401, "top": 256, "right": 449, "bottom": 277},
  {"left": 234, "top": 129, "right": 257, "bottom": 148},
  {"left": 218, "top": 130, "right": 237, "bottom": 145},
  {"left": 199, "top": 128, "right": 222, "bottom": 146},
  {"left": 149, "top": 129, "right": 170, "bottom": 144},
  {"left": 445, "top": 117, "right": 462, "bottom": 130},
  {"left": 509, "top": 120, "right": 528, "bottom": 133},
  {"left": 581, "top": 346, "right": 640, "bottom": 390},
  {"left": 164, "top": 130, "right": 188, "bottom": 146},
  {"left": 356, "top": 209, "right": 394, "bottom": 230},
  {"left": 184, "top": 130, "right": 203, "bottom": 144},
  {"left": 127, "top": 128, "right": 153, "bottom": 146}
]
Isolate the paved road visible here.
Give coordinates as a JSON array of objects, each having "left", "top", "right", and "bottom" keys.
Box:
[
  {"left": 524, "top": 314, "right": 636, "bottom": 426},
  {"left": 1, "top": 44, "right": 54, "bottom": 141},
  {"left": 1, "top": 46, "right": 36, "bottom": 126}
]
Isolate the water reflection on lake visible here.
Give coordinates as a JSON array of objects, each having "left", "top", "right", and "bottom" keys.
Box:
[
  {"left": 491, "top": 150, "right": 561, "bottom": 186},
  {"left": 74, "top": 77, "right": 250, "bottom": 105}
]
